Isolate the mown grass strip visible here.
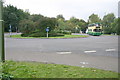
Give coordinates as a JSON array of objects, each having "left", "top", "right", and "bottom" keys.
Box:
[
  {"left": 9, "top": 34, "right": 88, "bottom": 39},
  {"left": 2, "top": 61, "right": 119, "bottom": 78}
]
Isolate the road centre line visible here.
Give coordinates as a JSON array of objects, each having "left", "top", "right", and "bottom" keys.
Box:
[
  {"left": 80, "top": 62, "right": 89, "bottom": 64},
  {"left": 106, "top": 49, "right": 116, "bottom": 51},
  {"left": 84, "top": 50, "right": 96, "bottom": 53},
  {"left": 57, "top": 52, "right": 72, "bottom": 54}
]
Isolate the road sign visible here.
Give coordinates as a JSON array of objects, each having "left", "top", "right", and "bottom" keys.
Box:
[
  {"left": 46, "top": 27, "right": 49, "bottom": 38},
  {"left": 46, "top": 28, "right": 49, "bottom": 32}
]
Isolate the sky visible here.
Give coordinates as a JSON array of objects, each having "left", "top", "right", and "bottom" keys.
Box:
[{"left": 4, "top": 0, "right": 119, "bottom": 21}]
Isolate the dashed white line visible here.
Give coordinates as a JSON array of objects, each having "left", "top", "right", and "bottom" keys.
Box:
[
  {"left": 84, "top": 50, "right": 96, "bottom": 53},
  {"left": 80, "top": 62, "right": 89, "bottom": 64},
  {"left": 81, "top": 66, "right": 85, "bottom": 68},
  {"left": 106, "top": 49, "right": 116, "bottom": 52},
  {"left": 57, "top": 52, "right": 72, "bottom": 54}
]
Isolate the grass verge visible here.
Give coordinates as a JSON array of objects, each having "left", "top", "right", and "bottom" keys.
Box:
[
  {"left": 2, "top": 61, "right": 119, "bottom": 78},
  {"left": 9, "top": 34, "right": 89, "bottom": 39}
]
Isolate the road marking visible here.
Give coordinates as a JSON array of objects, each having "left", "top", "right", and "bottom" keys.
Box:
[
  {"left": 80, "top": 62, "right": 89, "bottom": 64},
  {"left": 84, "top": 50, "right": 96, "bottom": 53},
  {"left": 81, "top": 66, "right": 85, "bottom": 68},
  {"left": 57, "top": 52, "right": 72, "bottom": 54},
  {"left": 106, "top": 49, "right": 116, "bottom": 52}
]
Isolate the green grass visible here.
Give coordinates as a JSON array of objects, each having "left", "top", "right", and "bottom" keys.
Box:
[
  {"left": 10, "top": 34, "right": 88, "bottom": 39},
  {"left": 2, "top": 61, "right": 119, "bottom": 78}
]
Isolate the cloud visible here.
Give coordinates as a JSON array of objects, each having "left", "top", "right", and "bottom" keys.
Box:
[{"left": 4, "top": 0, "right": 119, "bottom": 21}]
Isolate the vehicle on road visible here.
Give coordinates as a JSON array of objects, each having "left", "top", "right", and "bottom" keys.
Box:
[{"left": 86, "top": 23, "right": 102, "bottom": 36}]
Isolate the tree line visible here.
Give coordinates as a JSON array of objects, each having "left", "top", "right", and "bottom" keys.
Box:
[{"left": 3, "top": 5, "right": 120, "bottom": 37}]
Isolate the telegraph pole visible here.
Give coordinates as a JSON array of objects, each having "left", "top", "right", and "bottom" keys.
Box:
[{"left": 0, "top": 0, "right": 5, "bottom": 62}]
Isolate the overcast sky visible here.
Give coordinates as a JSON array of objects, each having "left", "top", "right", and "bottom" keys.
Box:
[{"left": 4, "top": 0, "right": 119, "bottom": 21}]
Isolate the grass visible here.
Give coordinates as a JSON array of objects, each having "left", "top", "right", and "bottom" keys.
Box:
[
  {"left": 9, "top": 34, "right": 89, "bottom": 39},
  {"left": 2, "top": 61, "right": 119, "bottom": 78}
]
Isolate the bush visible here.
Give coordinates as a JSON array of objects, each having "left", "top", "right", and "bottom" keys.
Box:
[
  {"left": 54, "top": 30, "right": 71, "bottom": 35},
  {"left": 49, "top": 33, "right": 64, "bottom": 37},
  {"left": 21, "top": 33, "right": 30, "bottom": 37},
  {"left": 29, "top": 32, "right": 46, "bottom": 37},
  {"left": 21, "top": 32, "right": 64, "bottom": 37},
  {"left": 103, "top": 27, "right": 112, "bottom": 34}
]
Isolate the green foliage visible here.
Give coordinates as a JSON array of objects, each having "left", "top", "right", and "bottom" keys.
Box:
[
  {"left": 37, "top": 17, "right": 57, "bottom": 33},
  {"left": 56, "top": 16, "right": 87, "bottom": 33},
  {"left": 19, "top": 19, "right": 35, "bottom": 34},
  {"left": 117, "top": 18, "right": 120, "bottom": 35},
  {"left": 102, "top": 13, "right": 118, "bottom": 35},
  {"left": 88, "top": 14, "right": 101, "bottom": 24},
  {"left": 49, "top": 32, "right": 64, "bottom": 37},
  {"left": 102, "top": 13, "right": 115, "bottom": 27},
  {"left": 30, "top": 14, "right": 44, "bottom": 22},
  {"left": 20, "top": 17, "right": 58, "bottom": 37},
  {"left": 56, "top": 14, "right": 65, "bottom": 20},
  {"left": 3, "top": 5, "right": 30, "bottom": 32},
  {"left": 103, "top": 27, "right": 112, "bottom": 34}
]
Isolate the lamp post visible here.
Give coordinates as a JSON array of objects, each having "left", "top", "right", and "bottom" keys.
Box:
[{"left": 0, "top": 0, "right": 5, "bottom": 62}]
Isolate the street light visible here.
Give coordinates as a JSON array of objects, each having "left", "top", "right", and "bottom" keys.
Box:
[{"left": 0, "top": 0, "right": 5, "bottom": 62}]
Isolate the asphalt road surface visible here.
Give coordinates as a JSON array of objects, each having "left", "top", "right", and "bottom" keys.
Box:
[{"left": 5, "top": 34, "right": 119, "bottom": 72}]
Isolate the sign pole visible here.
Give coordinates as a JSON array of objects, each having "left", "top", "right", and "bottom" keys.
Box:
[
  {"left": 0, "top": 0, "right": 5, "bottom": 62},
  {"left": 47, "top": 31, "right": 48, "bottom": 38},
  {"left": 46, "top": 27, "right": 49, "bottom": 38},
  {"left": 9, "top": 24, "right": 12, "bottom": 37}
]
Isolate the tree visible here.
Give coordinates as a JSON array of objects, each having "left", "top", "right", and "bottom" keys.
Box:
[
  {"left": 36, "top": 17, "right": 57, "bottom": 33},
  {"left": 102, "top": 13, "right": 115, "bottom": 27},
  {"left": 30, "top": 14, "right": 44, "bottom": 22},
  {"left": 56, "top": 18, "right": 66, "bottom": 31},
  {"left": 19, "top": 19, "right": 35, "bottom": 35},
  {"left": 110, "top": 18, "right": 120, "bottom": 35},
  {"left": 110, "top": 18, "right": 118, "bottom": 34},
  {"left": 102, "top": 13, "right": 116, "bottom": 34},
  {"left": 78, "top": 19, "right": 88, "bottom": 33},
  {"left": 88, "top": 14, "right": 101, "bottom": 24},
  {"left": 3, "top": 5, "right": 30, "bottom": 32},
  {"left": 56, "top": 14, "right": 65, "bottom": 20}
]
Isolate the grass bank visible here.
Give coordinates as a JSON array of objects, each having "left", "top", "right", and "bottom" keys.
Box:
[
  {"left": 2, "top": 61, "right": 119, "bottom": 78},
  {"left": 9, "top": 34, "right": 89, "bottom": 39}
]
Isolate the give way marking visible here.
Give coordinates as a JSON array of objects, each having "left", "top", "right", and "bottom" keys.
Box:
[
  {"left": 57, "top": 52, "right": 72, "bottom": 54},
  {"left": 84, "top": 50, "right": 96, "bottom": 53},
  {"left": 105, "top": 49, "right": 116, "bottom": 52}
]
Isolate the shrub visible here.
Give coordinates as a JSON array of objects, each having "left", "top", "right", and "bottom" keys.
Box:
[
  {"left": 21, "top": 33, "right": 30, "bottom": 37},
  {"left": 49, "top": 33, "right": 64, "bottom": 37}
]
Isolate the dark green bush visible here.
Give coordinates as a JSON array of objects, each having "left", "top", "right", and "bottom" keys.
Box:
[
  {"left": 62, "top": 31, "right": 71, "bottom": 34},
  {"left": 29, "top": 32, "right": 46, "bottom": 37},
  {"left": 21, "top": 33, "right": 30, "bottom": 37},
  {"left": 49, "top": 33, "right": 64, "bottom": 37},
  {"left": 54, "top": 30, "right": 71, "bottom": 35},
  {"left": 21, "top": 32, "right": 64, "bottom": 37}
]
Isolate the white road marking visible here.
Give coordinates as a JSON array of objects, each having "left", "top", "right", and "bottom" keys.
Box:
[
  {"left": 106, "top": 49, "right": 116, "bottom": 52},
  {"left": 84, "top": 50, "right": 96, "bottom": 53},
  {"left": 57, "top": 52, "right": 72, "bottom": 54},
  {"left": 81, "top": 66, "right": 85, "bottom": 68},
  {"left": 80, "top": 62, "right": 89, "bottom": 64}
]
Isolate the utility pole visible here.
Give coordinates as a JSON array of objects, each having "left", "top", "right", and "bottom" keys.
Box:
[{"left": 0, "top": 0, "right": 5, "bottom": 62}]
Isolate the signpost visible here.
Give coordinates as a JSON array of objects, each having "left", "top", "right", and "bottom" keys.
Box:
[
  {"left": 46, "top": 27, "right": 49, "bottom": 38},
  {"left": 0, "top": 0, "right": 5, "bottom": 62},
  {"left": 9, "top": 24, "right": 12, "bottom": 37}
]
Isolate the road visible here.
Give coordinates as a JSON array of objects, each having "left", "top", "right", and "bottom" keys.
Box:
[{"left": 5, "top": 34, "right": 119, "bottom": 72}]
